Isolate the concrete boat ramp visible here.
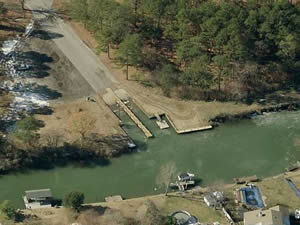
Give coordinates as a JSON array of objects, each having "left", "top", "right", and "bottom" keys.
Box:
[
  {"left": 102, "top": 88, "right": 213, "bottom": 138},
  {"left": 103, "top": 88, "right": 153, "bottom": 138}
]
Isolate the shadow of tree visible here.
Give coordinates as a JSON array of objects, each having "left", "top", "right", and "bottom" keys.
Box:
[
  {"left": 19, "top": 51, "right": 54, "bottom": 63},
  {"left": 0, "top": 24, "right": 25, "bottom": 33},
  {"left": 30, "top": 84, "right": 62, "bottom": 100},
  {"left": 31, "top": 30, "right": 64, "bottom": 40},
  {"left": 12, "top": 51, "right": 54, "bottom": 79}
]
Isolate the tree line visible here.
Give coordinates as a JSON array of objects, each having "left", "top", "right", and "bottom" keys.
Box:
[
  {"left": 0, "top": 116, "right": 131, "bottom": 173},
  {"left": 70, "top": 0, "right": 300, "bottom": 101}
]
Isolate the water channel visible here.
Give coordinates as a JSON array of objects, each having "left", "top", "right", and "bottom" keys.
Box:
[{"left": 1, "top": 109, "right": 300, "bottom": 208}]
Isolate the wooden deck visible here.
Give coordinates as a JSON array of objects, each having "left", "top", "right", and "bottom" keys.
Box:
[
  {"left": 105, "top": 195, "right": 123, "bottom": 202},
  {"left": 165, "top": 114, "right": 213, "bottom": 134},
  {"left": 233, "top": 175, "right": 258, "bottom": 184},
  {"left": 170, "top": 180, "right": 195, "bottom": 191}
]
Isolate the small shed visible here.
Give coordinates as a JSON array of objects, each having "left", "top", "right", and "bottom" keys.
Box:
[
  {"left": 24, "top": 188, "right": 52, "bottom": 209},
  {"left": 204, "top": 194, "right": 218, "bottom": 208}
]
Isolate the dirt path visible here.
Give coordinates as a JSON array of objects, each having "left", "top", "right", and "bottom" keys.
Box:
[
  {"left": 26, "top": 0, "right": 119, "bottom": 94},
  {"left": 25, "top": 0, "right": 262, "bottom": 135},
  {"left": 18, "top": 0, "right": 125, "bottom": 141},
  {"left": 64, "top": 15, "right": 262, "bottom": 132}
]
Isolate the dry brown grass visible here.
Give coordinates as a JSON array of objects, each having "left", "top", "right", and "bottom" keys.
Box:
[
  {"left": 0, "top": 0, "right": 31, "bottom": 43},
  {"left": 257, "top": 173, "right": 300, "bottom": 210},
  {"left": 164, "top": 195, "right": 228, "bottom": 224}
]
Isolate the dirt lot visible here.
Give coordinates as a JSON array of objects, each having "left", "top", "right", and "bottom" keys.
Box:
[{"left": 24, "top": 34, "right": 125, "bottom": 142}]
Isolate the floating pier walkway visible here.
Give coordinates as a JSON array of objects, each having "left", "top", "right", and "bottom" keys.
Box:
[
  {"left": 117, "top": 99, "right": 153, "bottom": 138},
  {"left": 170, "top": 180, "right": 195, "bottom": 191}
]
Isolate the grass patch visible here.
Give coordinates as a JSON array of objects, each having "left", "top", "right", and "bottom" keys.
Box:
[
  {"left": 257, "top": 175, "right": 300, "bottom": 210},
  {"left": 164, "top": 195, "right": 227, "bottom": 224}
]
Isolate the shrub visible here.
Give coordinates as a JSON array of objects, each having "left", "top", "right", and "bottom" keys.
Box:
[
  {"left": 63, "top": 191, "right": 85, "bottom": 211},
  {"left": 0, "top": 200, "right": 17, "bottom": 221}
]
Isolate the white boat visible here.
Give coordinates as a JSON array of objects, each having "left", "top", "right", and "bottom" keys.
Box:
[
  {"left": 178, "top": 172, "right": 195, "bottom": 182},
  {"left": 128, "top": 142, "right": 136, "bottom": 149},
  {"left": 295, "top": 209, "right": 300, "bottom": 219}
]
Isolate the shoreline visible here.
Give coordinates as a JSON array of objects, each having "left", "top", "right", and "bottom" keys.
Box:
[{"left": 84, "top": 169, "right": 300, "bottom": 205}]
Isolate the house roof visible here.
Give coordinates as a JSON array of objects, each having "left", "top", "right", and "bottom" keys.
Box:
[
  {"left": 204, "top": 194, "right": 218, "bottom": 205},
  {"left": 25, "top": 188, "right": 52, "bottom": 199},
  {"left": 243, "top": 205, "right": 290, "bottom": 225}
]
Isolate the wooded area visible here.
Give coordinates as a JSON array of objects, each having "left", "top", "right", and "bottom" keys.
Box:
[{"left": 69, "top": 0, "right": 300, "bottom": 101}]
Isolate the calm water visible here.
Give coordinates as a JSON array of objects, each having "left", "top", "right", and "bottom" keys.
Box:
[{"left": 1, "top": 109, "right": 300, "bottom": 208}]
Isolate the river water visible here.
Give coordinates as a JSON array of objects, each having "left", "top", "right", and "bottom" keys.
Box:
[{"left": 1, "top": 109, "right": 300, "bottom": 208}]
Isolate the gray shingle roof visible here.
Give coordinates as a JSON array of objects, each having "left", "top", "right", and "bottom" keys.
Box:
[{"left": 25, "top": 189, "right": 52, "bottom": 199}]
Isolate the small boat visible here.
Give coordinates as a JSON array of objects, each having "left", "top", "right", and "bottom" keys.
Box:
[
  {"left": 178, "top": 172, "right": 195, "bottom": 182},
  {"left": 127, "top": 142, "right": 136, "bottom": 149},
  {"left": 295, "top": 209, "right": 300, "bottom": 219}
]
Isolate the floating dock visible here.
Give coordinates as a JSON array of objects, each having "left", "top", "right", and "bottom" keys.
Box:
[
  {"left": 155, "top": 113, "right": 169, "bottom": 129},
  {"left": 170, "top": 180, "right": 195, "bottom": 191},
  {"left": 234, "top": 175, "right": 258, "bottom": 184},
  {"left": 117, "top": 99, "right": 153, "bottom": 138}
]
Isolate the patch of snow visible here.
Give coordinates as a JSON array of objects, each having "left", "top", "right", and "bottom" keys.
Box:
[
  {"left": 25, "top": 21, "right": 34, "bottom": 37},
  {"left": 0, "top": 20, "right": 50, "bottom": 127},
  {"left": 2, "top": 39, "right": 20, "bottom": 55}
]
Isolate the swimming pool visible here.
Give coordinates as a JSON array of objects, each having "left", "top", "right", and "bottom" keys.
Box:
[{"left": 240, "top": 186, "right": 264, "bottom": 208}]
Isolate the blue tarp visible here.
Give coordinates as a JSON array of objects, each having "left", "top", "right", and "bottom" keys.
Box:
[
  {"left": 285, "top": 178, "right": 300, "bottom": 200},
  {"left": 241, "top": 186, "right": 264, "bottom": 208}
]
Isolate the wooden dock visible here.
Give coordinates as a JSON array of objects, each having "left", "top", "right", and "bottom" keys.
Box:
[
  {"left": 170, "top": 180, "right": 195, "bottom": 191},
  {"left": 234, "top": 175, "right": 258, "bottom": 184},
  {"left": 165, "top": 115, "right": 213, "bottom": 134},
  {"left": 117, "top": 99, "right": 153, "bottom": 138}
]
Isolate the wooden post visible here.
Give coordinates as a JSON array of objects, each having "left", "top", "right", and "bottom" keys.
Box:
[
  {"left": 108, "top": 44, "right": 110, "bottom": 59},
  {"left": 126, "top": 55, "right": 129, "bottom": 80}
]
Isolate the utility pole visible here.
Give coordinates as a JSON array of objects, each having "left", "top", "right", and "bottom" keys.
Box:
[{"left": 126, "top": 54, "right": 129, "bottom": 80}]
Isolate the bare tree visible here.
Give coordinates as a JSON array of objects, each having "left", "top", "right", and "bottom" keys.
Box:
[
  {"left": 66, "top": 110, "right": 96, "bottom": 146},
  {"left": 44, "top": 134, "right": 62, "bottom": 149},
  {"left": 77, "top": 209, "right": 101, "bottom": 225},
  {"left": 99, "top": 208, "right": 132, "bottom": 225},
  {"left": 19, "top": 0, "right": 26, "bottom": 17},
  {"left": 156, "top": 161, "right": 177, "bottom": 196},
  {"left": 20, "top": 0, "right": 25, "bottom": 9},
  {"left": 144, "top": 200, "right": 168, "bottom": 225}
]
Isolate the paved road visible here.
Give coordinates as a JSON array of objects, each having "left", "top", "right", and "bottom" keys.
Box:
[{"left": 26, "top": 0, "right": 119, "bottom": 93}]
